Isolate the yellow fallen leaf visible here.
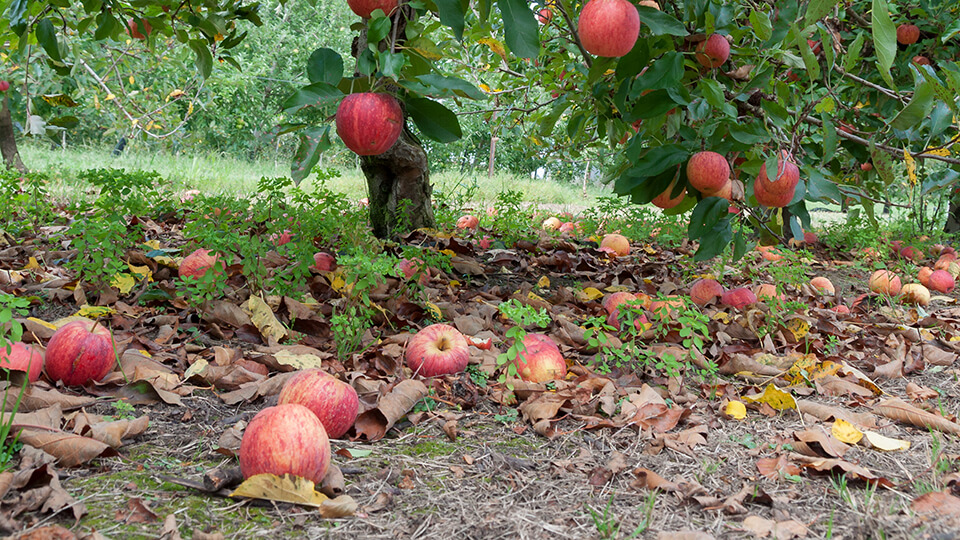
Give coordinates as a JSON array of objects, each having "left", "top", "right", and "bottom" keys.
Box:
[
  {"left": 183, "top": 357, "right": 208, "bottom": 380},
  {"left": 425, "top": 302, "right": 442, "bottom": 320},
  {"left": 577, "top": 287, "right": 604, "bottom": 302},
  {"left": 127, "top": 263, "right": 152, "bottom": 281},
  {"left": 22, "top": 257, "right": 40, "bottom": 270},
  {"left": 537, "top": 276, "right": 550, "bottom": 289},
  {"left": 230, "top": 474, "right": 328, "bottom": 507},
  {"left": 143, "top": 239, "right": 162, "bottom": 250},
  {"left": 244, "top": 295, "right": 288, "bottom": 343},
  {"left": 110, "top": 273, "right": 136, "bottom": 294},
  {"left": 861, "top": 430, "right": 911, "bottom": 451},
  {"left": 75, "top": 306, "right": 116, "bottom": 319},
  {"left": 832, "top": 419, "right": 864, "bottom": 444},
  {"left": 273, "top": 350, "right": 325, "bottom": 370},
  {"left": 526, "top": 292, "right": 546, "bottom": 302},
  {"left": 448, "top": 280, "right": 460, "bottom": 287},
  {"left": 785, "top": 318, "right": 809, "bottom": 340},
  {"left": 725, "top": 400, "right": 747, "bottom": 420},
  {"left": 440, "top": 249, "right": 456, "bottom": 257},
  {"left": 743, "top": 384, "right": 797, "bottom": 411},
  {"left": 712, "top": 312, "right": 732, "bottom": 324},
  {"left": 26, "top": 317, "right": 57, "bottom": 332}
]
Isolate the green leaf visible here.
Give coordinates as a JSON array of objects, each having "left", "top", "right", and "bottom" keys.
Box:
[
  {"left": 890, "top": 81, "right": 934, "bottom": 130},
  {"left": 870, "top": 144, "right": 895, "bottom": 186},
  {"left": 805, "top": 168, "right": 841, "bottom": 202},
  {"left": 688, "top": 197, "right": 730, "bottom": 239},
  {"left": 306, "top": 48, "right": 344, "bottom": 86},
  {"left": 871, "top": 0, "right": 896, "bottom": 86},
  {"left": 405, "top": 97, "right": 462, "bottom": 142},
  {"left": 291, "top": 127, "right": 331, "bottom": 185},
  {"left": 434, "top": 0, "right": 465, "bottom": 40},
  {"left": 844, "top": 32, "right": 864, "bottom": 72},
  {"left": 732, "top": 226, "right": 748, "bottom": 261},
  {"left": 943, "top": 20, "right": 960, "bottom": 43},
  {"left": 188, "top": 39, "right": 213, "bottom": 79},
  {"left": 633, "top": 52, "right": 684, "bottom": 92},
  {"left": 281, "top": 82, "right": 342, "bottom": 114},
  {"left": 749, "top": 9, "right": 772, "bottom": 41},
  {"left": 698, "top": 79, "right": 726, "bottom": 110},
  {"left": 7, "top": 0, "right": 30, "bottom": 36},
  {"left": 627, "top": 145, "right": 690, "bottom": 181},
  {"left": 805, "top": 0, "right": 836, "bottom": 25},
  {"left": 36, "top": 19, "right": 62, "bottom": 62},
  {"left": 40, "top": 94, "right": 79, "bottom": 107},
  {"left": 379, "top": 51, "right": 406, "bottom": 79},
  {"left": 821, "top": 114, "right": 838, "bottom": 162},
  {"left": 47, "top": 115, "right": 79, "bottom": 129},
  {"left": 367, "top": 15, "right": 392, "bottom": 43},
  {"left": 416, "top": 74, "right": 486, "bottom": 100},
  {"left": 636, "top": 6, "right": 688, "bottom": 36},
  {"left": 798, "top": 31, "right": 821, "bottom": 81},
  {"left": 497, "top": 0, "right": 539, "bottom": 59},
  {"left": 729, "top": 121, "right": 771, "bottom": 145}
]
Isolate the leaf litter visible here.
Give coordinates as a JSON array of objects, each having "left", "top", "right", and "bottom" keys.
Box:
[{"left": 1, "top": 208, "right": 960, "bottom": 538}]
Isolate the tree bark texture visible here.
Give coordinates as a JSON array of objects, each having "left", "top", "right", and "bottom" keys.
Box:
[
  {"left": 361, "top": 127, "right": 435, "bottom": 238},
  {"left": 944, "top": 195, "right": 960, "bottom": 234},
  {"left": 0, "top": 95, "right": 25, "bottom": 172}
]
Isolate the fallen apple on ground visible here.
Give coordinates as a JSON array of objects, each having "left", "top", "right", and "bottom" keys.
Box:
[
  {"left": 45, "top": 320, "right": 116, "bottom": 386},
  {"left": 278, "top": 369, "right": 359, "bottom": 439},
  {"left": 0, "top": 342, "right": 44, "bottom": 382},
  {"left": 512, "top": 333, "right": 566, "bottom": 383},
  {"left": 239, "top": 404, "right": 331, "bottom": 484},
  {"left": 405, "top": 324, "right": 470, "bottom": 377}
]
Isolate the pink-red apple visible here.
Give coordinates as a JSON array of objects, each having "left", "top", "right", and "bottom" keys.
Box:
[
  {"left": 578, "top": 0, "right": 640, "bottom": 58},
  {"left": 900, "top": 283, "right": 930, "bottom": 306},
  {"left": 928, "top": 270, "right": 955, "bottom": 293},
  {"left": 686, "top": 151, "right": 730, "bottom": 194},
  {"left": 405, "top": 324, "right": 470, "bottom": 377},
  {"left": 347, "top": 0, "right": 399, "bottom": 18},
  {"left": 896, "top": 24, "right": 920, "bottom": 45},
  {"left": 602, "top": 291, "right": 637, "bottom": 314},
  {"left": 809, "top": 276, "right": 835, "bottom": 295},
  {"left": 652, "top": 180, "right": 685, "bottom": 209},
  {"left": 869, "top": 270, "right": 902, "bottom": 295},
  {"left": 0, "top": 342, "right": 44, "bottom": 382},
  {"left": 278, "top": 369, "right": 359, "bottom": 439},
  {"left": 600, "top": 233, "right": 630, "bottom": 257},
  {"left": 690, "top": 279, "right": 723, "bottom": 306},
  {"left": 239, "top": 404, "right": 331, "bottom": 484},
  {"left": 721, "top": 287, "right": 757, "bottom": 309},
  {"left": 538, "top": 7, "right": 553, "bottom": 24},
  {"left": 336, "top": 93, "right": 403, "bottom": 156},
  {"left": 312, "top": 252, "right": 337, "bottom": 272},
  {"left": 179, "top": 248, "right": 220, "bottom": 280},
  {"left": 695, "top": 34, "right": 730, "bottom": 68},
  {"left": 512, "top": 333, "right": 566, "bottom": 383},
  {"left": 45, "top": 320, "right": 116, "bottom": 386},
  {"left": 456, "top": 215, "right": 479, "bottom": 230}
]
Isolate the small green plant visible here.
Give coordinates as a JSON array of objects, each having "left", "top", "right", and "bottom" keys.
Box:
[
  {"left": 465, "top": 364, "right": 489, "bottom": 387},
  {"left": 494, "top": 299, "right": 551, "bottom": 383},
  {"left": 106, "top": 400, "right": 137, "bottom": 421},
  {"left": 492, "top": 407, "right": 519, "bottom": 424},
  {"left": 587, "top": 492, "right": 651, "bottom": 539},
  {"left": 0, "top": 293, "right": 29, "bottom": 351},
  {"left": 0, "top": 374, "right": 28, "bottom": 473},
  {"left": 330, "top": 303, "right": 376, "bottom": 361},
  {"left": 180, "top": 257, "right": 230, "bottom": 317}
]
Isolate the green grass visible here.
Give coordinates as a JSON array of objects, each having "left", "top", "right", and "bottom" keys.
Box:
[{"left": 20, "top": 142, "right": 606, "bottom": 208}]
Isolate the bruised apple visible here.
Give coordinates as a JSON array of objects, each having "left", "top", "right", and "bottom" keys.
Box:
[
  {"left": 45, "top": 320, "right": 116, "bottom": 386},
  {"left": 405, "top": 324, "right": 470, "bottom": 377},
  {"left": 690, "top": 279, "right": 723, "bottom": 306},
  {"left": 278, "top": 369, "right": 359, "bottom": 439},
  {"left": 179, "top": 248, "right": 220, "bottom": 280},
  {"left": 239, "top": 404, "right": 330, "bottom": 484},
  {"left": 600, "top": 233, "right": 630, "bottom": 257},
  {"left": 869, "top": 270, "right": 902, "bottom": 296},
  {"left": 513, "top": 334, "right": 566, "bottom": 383},
  {"left": 900, "top": 283, "right": 930, "bottom": 306},
  {"left": 0, "top": 342, "right": 44, "bottom": 382}
]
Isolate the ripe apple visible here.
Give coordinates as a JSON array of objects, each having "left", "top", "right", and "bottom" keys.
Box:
[
  {"left": 753, "top": 173, "right": 795, "bottom": 207},
  {"left": 918, "top": 266, "right": 934, "bottom": 287},
  {"left": 809, "top": 276, "right": 835, "bottom": 295},
  {"left": 602, "top": 291, "right": 637, "bottom": 315},
  {"left": 405, "top": 324, "right": 470, "bottom": 377},
  {"left": 512, "top": 333, "right": 566, "bottom": 383},
  {"left": 278, "top": 369, "right": 359, "bottom": 439},
  {"left": 695, "top": 34, "right": 730, "bottom": 68},
  {"left": 537, "top": 7, "right": 553, "bottom": 24},
  {"left": 347, "top": 0, "right": 399, "bottom": 18},
  {"left": 899, "top": 245, "right": 923, "bottom": 261},
  {"left": 0, "top": 81, "right": 9, "bottom": 92},
  {"left": 336, "top": 93, "right": 404, "bottom": 156},
  {"left": 861, "top": 162, "right": 873, "bottom": 171},
  {"left": 45, "top": 320, "right": 116, "bottom": 386},
  {"left": 0, "top": 342, "right": 44, "bottom": 382},
  {"left": 127, "top": 18, "right": 151, "bottom": 40},
  {"left": 686, "top": 151, "right": 731, "bottom": 194},
  {"left": 398, "top": 257, "right": 429, "bottom": 285},
  {"left": 652, "top": 179, "right": 685, "bottom": 209},
  {"left": 913, "top": 56, "right": 931, "bottom": 66},
  {"left": 311, "top": 252, "right": 337, "bottom": 272},
  {"left": 900, "top": 283, "right": 930, "bottom": 306},
  {"left": 896, "top": 24, "right": 920, "bottom": 45},
  {"left": 753, "top": 283, "right": 782, "bottom": 302},
  {"left": 756, "top": 152, "right": 800, "bottom": 194},
  {"left": 542, "top": 217, "right": 562, "bottom": 230},
  {"left": 456, "top": 215, "right": 479, "bottom": 230},
  {"left": 600, "top": 233, "right": 630, "bottom": 257},
  {"left": 721, "top": 287, "right": 757, "bottom": 309},
  {"left": 578, "top": 0, "right": 641, "bottom": 58},
  {"left": 239, "top": 404, "right": 331, "bottom": 484},
  {"left": 179, "top": 248, "right": 220, "bottom": 281},
  {"left": 869, "top": 270, "right": 902, "bottom": 295},
  {"left": 928, "top": 270, "right": 955, "bottom": 293},
  {"left": 690, "top": 279, "right": 723, "bottom": 306}
]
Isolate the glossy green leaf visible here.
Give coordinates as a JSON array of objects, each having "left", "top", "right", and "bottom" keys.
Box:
[
  {"left": 281, "top": 82, "right": 342, "bottom": 114},
  {"left": 798, "top": 31, "right": 821, "bottom": 81},
  {"left": 367, "top": 15, "right": 392, "bottom": 43},
  {"left": 636, "top": 6, "right": 688, "bottom": 36},
  {"left": 36, "top": 19, "right": 62, "bottom": 62},
  {"left": 871, "top": 0, "right": 896, "bottom": 86},
  {"left": 497, "top": 0, "right": 539, "bottom": 59},
  {"left": 292, "top": 126, "right": 332, "bottom": 185},
  {"left": 405, "top": 97, "right": 462, "bottom": 142},
  {"left": 188, "top": 39, "right": 213, "bottom": 79},
  {"left": 749, "top": 10, "right": 772, "bottom": 41},
  {"left": 434, "top": 0, "right": 465, "bottom": 40},
  {"left": 890, "top": 81, "right": 934, "bottom": 130},
  {"left": 306, "top": 48, "right": 344, "bottom": 86},
  {"left": 844, "top": 32, "right": 864, "bottom": 72}
]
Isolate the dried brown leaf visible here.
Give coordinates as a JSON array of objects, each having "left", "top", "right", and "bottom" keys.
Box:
[
  {"left": 18, "top": 430, "right": 119, "bottom": 467},
  {"left": 912, "top": 491, "right": 960, "bottom": 515},
  {"left": 875, "top": 397, "right": 960, "bottom": 435},
  {"left": 354, "top": 379, "right": 428, "bottom": 442}
]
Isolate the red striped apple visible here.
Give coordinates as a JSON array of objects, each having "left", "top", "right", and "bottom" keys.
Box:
[
  {"left": 347, "top": 0, "right": 398, "bottom": 18},
  {"left": 179, "top": 248, "right": 220, "bottom": 281},
  {"left": 279, "top": 369, "right": 359, "bottom": 439},
  {"left": 0, "top": 342, "right": 44, "bottom": 382},
  {"left": 513, "top": 333, "right": 566, "bottom": 383},
  {"left": 405, "top": 324, "right": 470, "bottom": 377},
  {"left": 45, "top": 320, "right": 116, "bottom": 386},
  {"left": 239, "top": 404, "right": 330, "bottom": 484},
  {"left": 336, "top": 93, "right": 404, "bottom": 156},
  {"left": 578, "top": 0, "right": 640, "bottom": 58}
]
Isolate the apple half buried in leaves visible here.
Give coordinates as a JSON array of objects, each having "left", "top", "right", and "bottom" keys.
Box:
[
  {"left": 45, "top": 320, "right": 116, "bottom": 386},
  {"left": 405, "top": 324, "right": 470, "bottom": 377},
  {"left": 0, "top": 342, "right": 44, "bottom": 382}
]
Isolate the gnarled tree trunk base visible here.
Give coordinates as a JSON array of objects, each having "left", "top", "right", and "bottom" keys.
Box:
[{"left": 362, "top": 129, "right": 435, "bottom": 239}]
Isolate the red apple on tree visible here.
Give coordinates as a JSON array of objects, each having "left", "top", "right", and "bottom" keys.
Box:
[
  {"left": 578, "top": 0, "right": 640, "bottom": 58},
  {"left": 45, "top": 320, "right": 116, "bottom": 386},
  {"left": 335, "top": 93, "right": 404, "bottom": 156},
  {"left": 652, "top": 176, "right": 686, "bottom": 209},
  {"left": 347, "top": 0, "right": 399, "bottom": 19},
  {"left": 0, "top": 81, "right": 9, "bottom": 92},
  {"left": 512, "top": 333, "right": 566, "bottom": 383},
  {"left": 239, "top": 404, "right": 331, "bottom": 484},
  {"left": 278, "top": 369, "right": 359, "bottom": 439},
  {"left": 537, "top": 7, "right": 553, "bottom": 24},
  {"left": 695, "top": 34, "right": 731, "bottom": 68},
  {"left": 896, "top": 23, "right": 920, "bottom": 45},
  {"left": 405, "top": 324, "right": 470, "bottom": 377},
  {"left": 0, "top": 342, "right": 44, "bottom": 383},
  {"left": 686, "top": 151, "right": 731, "bottom": 194}
]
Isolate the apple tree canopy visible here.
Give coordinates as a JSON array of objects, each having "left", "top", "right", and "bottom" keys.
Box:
[{"left": 9, "top": 0, "right": 960, "bottom": 255}]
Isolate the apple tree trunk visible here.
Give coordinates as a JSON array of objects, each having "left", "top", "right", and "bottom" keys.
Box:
[
  {"left": 0, "top": 94, "right": 25, "bottom": 172},
  {"left": 944, "top": 195, "right": 960, "bottom": 234},
  {"left": 361, "top": 127, "right": 435, "bottom": 238}
]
